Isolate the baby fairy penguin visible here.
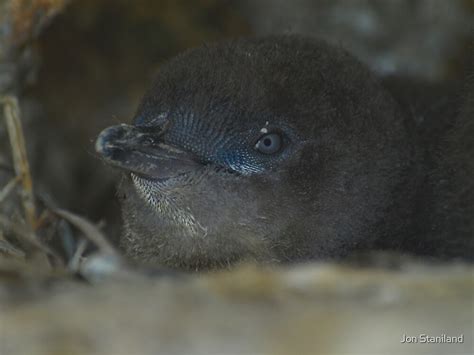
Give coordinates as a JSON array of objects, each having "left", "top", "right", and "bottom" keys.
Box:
[{"left": 96, "top": 35, "right": 472, "bottom": 270}]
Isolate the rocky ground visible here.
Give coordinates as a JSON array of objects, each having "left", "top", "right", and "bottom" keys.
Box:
[{"left": 1, "top": 256, "right": 473, "bottom": 355}]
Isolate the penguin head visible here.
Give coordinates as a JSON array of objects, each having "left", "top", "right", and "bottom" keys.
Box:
[{"left": 96, "top": 35, "right": 416, "bottom": 270}]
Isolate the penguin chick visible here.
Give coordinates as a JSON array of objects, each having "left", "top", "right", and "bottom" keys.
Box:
[{"left": 96, "top": 35, "right": 419, "bottom": 270}]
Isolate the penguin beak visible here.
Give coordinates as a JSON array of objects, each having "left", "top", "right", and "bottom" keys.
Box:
[{"left": 95, "top": 124, "right": 201, "bottom": 179}]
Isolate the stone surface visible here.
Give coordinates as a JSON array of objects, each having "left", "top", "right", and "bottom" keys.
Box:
[{"left": 0, "top": 260, "right": 472, "bottom": 355}]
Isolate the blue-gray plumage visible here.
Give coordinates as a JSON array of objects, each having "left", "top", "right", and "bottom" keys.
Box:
[{"left": 95, "top": 35, "right": 472, "bottom": 270}]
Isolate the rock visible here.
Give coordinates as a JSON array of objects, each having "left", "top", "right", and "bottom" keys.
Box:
[{"left": 0, "top": 260, "right": 472, "bottom": 354}]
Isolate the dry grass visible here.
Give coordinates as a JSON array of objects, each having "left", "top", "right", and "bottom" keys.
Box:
[{"left": 0, "top": 95, "right": 119, "bottom": 275}]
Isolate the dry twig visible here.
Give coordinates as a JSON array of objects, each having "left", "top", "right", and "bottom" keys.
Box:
[
  {"left": 1, "top": 95, "right": 37, "bottom": 231},
  {"left": 0, "top": 214, "right": 60, "bottom": 266},
  {"left": 0, "top": 230, "right": 25, "bottom": 259},
  {"left": 0, "top": 175, "right": 20, "bottom": 204},
  {"left": 68, "top": 238, "right": 88, "bottom": 271},
  {"left": 0, "top": 95, "right": 118, "bottom": 269},
  {"left": 52, "top": 208, "right": 119, "bottom": 256}
]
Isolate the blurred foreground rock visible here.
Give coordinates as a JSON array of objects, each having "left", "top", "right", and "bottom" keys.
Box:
[{"left": 0, "top": 260, "right": 472, "bottom": 355}]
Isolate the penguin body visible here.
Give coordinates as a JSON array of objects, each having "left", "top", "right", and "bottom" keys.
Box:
[{"left": 96, "top": 35, "right": 470, "bottom": 270}]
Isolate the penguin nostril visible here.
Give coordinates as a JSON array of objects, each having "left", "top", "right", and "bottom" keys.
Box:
[{"left": 142, "top": 136, "right": 155, "bottom": 145}]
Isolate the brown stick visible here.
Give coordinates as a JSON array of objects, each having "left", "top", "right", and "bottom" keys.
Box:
[
  {"left": 52, "top": 208, "right": 119, "bottom": 256},
  {"left": 0, "top": 214, "right": 60, "bottom": 266},
  {"left": 1, "top": 96, "right": 37, "bottom": 231},
  {"left": 0, "top": 175, "right": 20, "bottom": 204}
]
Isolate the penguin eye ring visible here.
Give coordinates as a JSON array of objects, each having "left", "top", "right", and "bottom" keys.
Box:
[{"left": 254, "top": 133, "right": 283, "bottom": 155}]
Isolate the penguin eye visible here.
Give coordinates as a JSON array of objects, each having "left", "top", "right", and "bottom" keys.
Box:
[{"left": 255, "top": 133, "right": 282, "bottom": 154}]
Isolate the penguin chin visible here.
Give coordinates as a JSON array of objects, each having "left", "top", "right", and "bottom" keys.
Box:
[
  {"left": 130, "top": 172, "right": 190, "bottom": 194},
  {"left": 129, "top": 172, "right": 209, "bottom": 237}
]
